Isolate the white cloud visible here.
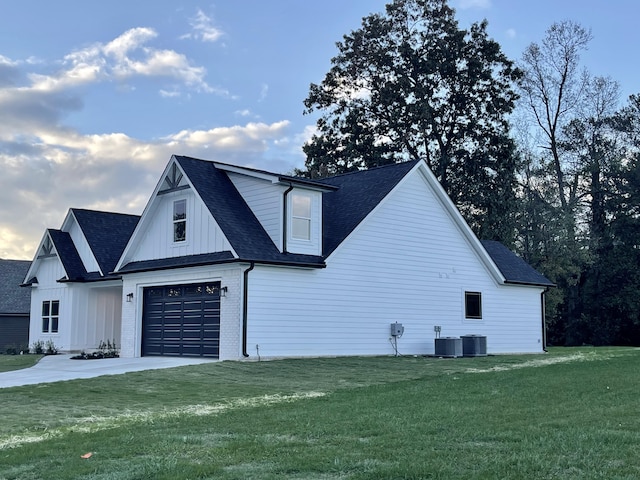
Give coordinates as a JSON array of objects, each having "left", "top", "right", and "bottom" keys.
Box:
[
  {"left": 182, "top": 9, "right": 224, "bottom": 43},
  {"left": 0, "top": 117, "right": 305, "bottom": 259},
  {"left": 20, "top": 27, "right": 221, "bottom": 96},
  {"left": 506, "top": 28, "right": 517, "bottom": 39},
  {"left": 0, "top": 30, "right": 306, "bottom": 261}
]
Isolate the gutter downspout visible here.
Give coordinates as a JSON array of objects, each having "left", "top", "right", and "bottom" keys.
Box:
[
  {"left": 282, "top": 183, "right": 294, "bottom": 254},
  {"left": 541, "top": 287, "right": 549, "bottom": 352},
  {"left": 242, "top": 262, "right": 255, "bottom": 358}
]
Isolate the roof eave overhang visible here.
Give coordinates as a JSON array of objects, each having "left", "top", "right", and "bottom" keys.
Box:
[
  {"left": 115, "top": 257, "right": 326, "bottom": 275},
  {"left": 57, "top": 275, "right": 123, "bottom": 284},
  {"left": 504, "top": 280, "right": 556, "bottom": 288}
]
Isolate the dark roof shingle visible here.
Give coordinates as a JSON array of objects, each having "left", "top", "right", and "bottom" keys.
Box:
[
  {"left": 481, "top": 240, "right": 555, "bottom": 287},
  {"left": 71, "top": 209, "right": 139, "bottom": 275},
  {"left": 0, "top": 259, "right": 31, "bottom": 314},
  {"left": 48, "top": 229, "right": 87, "bottom": 281}
]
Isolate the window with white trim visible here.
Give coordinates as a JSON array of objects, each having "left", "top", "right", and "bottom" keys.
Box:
[
  {"left": 291, "top": 193, "right": 311, "bottom": 240},
  {"left": 173, "top": 199, "right": 187, "bottom": 243},
  {"left": 465, "top": 291, "right": 482, "bottom": 319},
  {"left": 42, "top": 300, "right": 59, "bottom": 333}
]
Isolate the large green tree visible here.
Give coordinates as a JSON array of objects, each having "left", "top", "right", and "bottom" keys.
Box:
[{"left": 302, "top": 0, "right": 522, "bottom": 243}]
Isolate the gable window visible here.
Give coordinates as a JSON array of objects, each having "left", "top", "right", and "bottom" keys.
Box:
[
  {"left": 42, "top": 300, "right": 59, "bottom": 333},
  {"left": 291, "top": 193, "right": 311, "bottom": 240},
  {"left": 465, "top": 291, "right": 482, "bottom": 319},
  {"left": 173, "top": 199, "right": 187, "bottom": 243}
]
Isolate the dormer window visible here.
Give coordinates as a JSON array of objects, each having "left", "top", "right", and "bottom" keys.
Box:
[
  {"left": 173, "top": 199, "right": 187, "bottom": 243},
  {"left": 291, "top": 193, "right": 311, "bottom": 241}
]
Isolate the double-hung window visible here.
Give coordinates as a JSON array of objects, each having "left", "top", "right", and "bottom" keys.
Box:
[
  {"left": 291, "top": 193, "right": 311, "bottom": 241},
  {"left": 42, "top": 300, "right": 59, "bottom": 333},
  {"left": 173, "top": 199, "right": 187, "bottom": 243}
]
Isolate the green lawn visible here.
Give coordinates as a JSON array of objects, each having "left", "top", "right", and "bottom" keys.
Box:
[
  {"left": 0, "top": 354, "right": 42, "bottom": 373},
  {"left": 1, "top": 348, "right": 639, "bottom": 479}
]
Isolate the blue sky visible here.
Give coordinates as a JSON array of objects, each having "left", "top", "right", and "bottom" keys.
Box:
[{"left": 1, "top": 0, "right": 638, "bottom": 260}]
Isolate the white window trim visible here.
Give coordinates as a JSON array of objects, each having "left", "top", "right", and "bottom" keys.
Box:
[
  {"left": 464, "top": 290, "right": 483, "bottom": 320},
  {"left": 290, "top": 192, "right": 312, "bottom": 242},
  {"left": 42, "top": 300, "right": 60, "bottom": 334},
  {"left": 172, "top": 198, "right": 188, "bottom": 245}
]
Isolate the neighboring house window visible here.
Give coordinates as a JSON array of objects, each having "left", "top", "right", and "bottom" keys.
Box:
[
  {"left": 465, "top": 292, "right": 482, "bottom": 319},
  {"left": 173, "top": 199, "right": 187, "bottom": 243},
  {"left": 42, "top": 300, "right": 59, "bottom": 333},
  {"left": 291, "top": 193, "right": 311, "bottom": 240}
]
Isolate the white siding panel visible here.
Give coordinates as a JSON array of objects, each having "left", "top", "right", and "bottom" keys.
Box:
[
  {"left": 228, "top": 173, "right": 284, "bottom": 249},
  {"left": 246, "top": 170, "right": 544, "bottom": 358},
  {"left": 69, "top": 285, "right": 122, "bottom": 351},
  {"left": 129, "top": 189, "right": 232, "bottom": 262}
]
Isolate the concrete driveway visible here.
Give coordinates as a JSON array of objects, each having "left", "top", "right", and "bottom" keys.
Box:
[{"left": 0, "top": 354, "right": 214, "bottom": 388}]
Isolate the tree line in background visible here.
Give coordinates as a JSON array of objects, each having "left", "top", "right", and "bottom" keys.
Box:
[{"left": 299, "top": 0, "right": 640, "bottom": 346}]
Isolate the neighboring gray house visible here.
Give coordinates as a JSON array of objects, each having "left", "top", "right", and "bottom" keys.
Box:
[
  {"left": 25, "top": 156, "right": 554, "bottom": 359},
  {"left": 0, "top": 259, "right": 31, "bottom": 351}
]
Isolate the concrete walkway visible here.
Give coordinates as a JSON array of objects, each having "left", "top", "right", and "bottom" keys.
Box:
[{"left": 0, "top": 354, "right": 214, "bottom": 388}]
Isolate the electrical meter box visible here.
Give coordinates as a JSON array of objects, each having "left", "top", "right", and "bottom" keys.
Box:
[{"left": 390, "top": 322, "right": 404, "bottom": 337}]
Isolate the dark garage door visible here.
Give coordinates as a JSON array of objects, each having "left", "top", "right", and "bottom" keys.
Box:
[{"left": 142, "top": 282, "right": 221, "bottom": 358}]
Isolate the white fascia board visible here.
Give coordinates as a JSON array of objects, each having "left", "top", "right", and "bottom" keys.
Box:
[
  {"left": 216, "top": 162, "right": 333, "bottom": 192},
  {"left": 213, "top": 163, "right": 279, "bottom": 183}
]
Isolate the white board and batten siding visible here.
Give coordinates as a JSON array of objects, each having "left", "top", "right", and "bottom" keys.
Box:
[
  {"left": 245, "top": 168, "right": 545, "bottom": 358},
  {"left": 28, "top": 256, "right": 72, "bottom": 351},
  {"left": 68, "top": 284, "right": 122, "bottom": 351},
  {"left": 28, "top": 254, "right": 124, "bottom": 352},
  {"left": 127, "top": 188, "right": 232, "bottom": 263}
]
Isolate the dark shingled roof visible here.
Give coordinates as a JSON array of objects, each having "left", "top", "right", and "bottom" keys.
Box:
[
  {"left": 48, "top": 229, "right": 87, "bottom": 281},
  {"left": 318, "top": 161, "right": 420, "bottom": 256},
  {"left": 117, "top": 252, "right": 236, "bottom": 274},
  {"left": 481, "top": 240, "right": 555, "bottom": 287},
  {"left": 0, "top": 259, "right": 31, "bottom": 314},
  {"left": 71, "top": 209, "right": 139, "bottom": 275}
]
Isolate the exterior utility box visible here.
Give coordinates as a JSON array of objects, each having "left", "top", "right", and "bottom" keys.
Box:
[{"left": 390, "top": 322, "right": 404, "bottom": 337}]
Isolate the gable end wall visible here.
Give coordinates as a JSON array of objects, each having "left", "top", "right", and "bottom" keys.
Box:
[{"left": 245, "top": 169, "right": 544, "bottom": 358}]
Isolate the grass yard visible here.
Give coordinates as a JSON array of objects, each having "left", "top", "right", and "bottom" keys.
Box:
[
  {"left": 0, "top": 347, "right": 639, "bottom": 479},
  {"left": 0, "top": 354, "right": 42, "bottom": 373}
]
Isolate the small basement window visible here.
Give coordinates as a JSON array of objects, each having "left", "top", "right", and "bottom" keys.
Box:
[
  {"left": 291, "top": 193, "right": 311, "bottom": 240},
  {"left": 42, "top": 300, "right": 59, "bottom": 333},
  {"left": 465, "top": 291, "right": 482, "bottom": 319},
  {"left": 173, "top": 199, "right": 187, "bottom": 243}
]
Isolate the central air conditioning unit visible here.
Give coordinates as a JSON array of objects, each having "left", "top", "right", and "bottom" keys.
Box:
[
  {"left": 461, "top": 334, "right": 487, "bottom": 357},
  {"left": 434, "top": 337, "right": 462, "bottom": 358}
]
